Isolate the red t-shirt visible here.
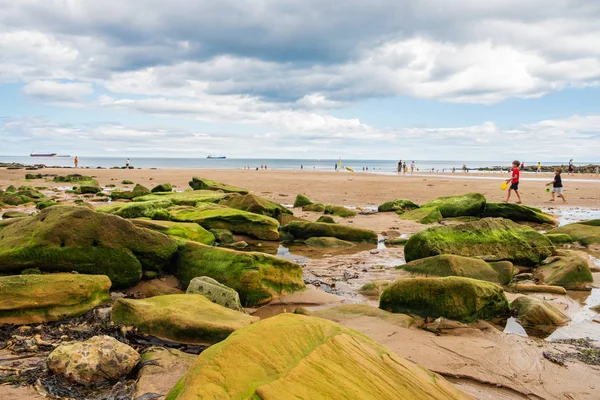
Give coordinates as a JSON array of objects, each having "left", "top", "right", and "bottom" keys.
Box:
[{"left": 512, "top": 167, "right": 520, "bottom": 183}]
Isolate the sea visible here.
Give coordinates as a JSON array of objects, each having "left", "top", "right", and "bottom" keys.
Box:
[{"left": 0, "top": 156, "right": 596, "bottom": 175}]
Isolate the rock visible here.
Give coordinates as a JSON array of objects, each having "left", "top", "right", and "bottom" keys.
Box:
[
  {"left": 293, "top": 194, "right": 313, "bottom": 207},
  {"left": 121, "top": 180, "right": 134, "bottom": 184},
  {"left": 25, "top": 173, "right": 43, "bottom": 179},
  {"left": 100, "top": 199, "right": 173, "bottom": 219},
  {"left": 175, "top": 241, "right": 304, "bottom": 306},
  {"left": 134, "top": 190, "right": 233, "bottom": 206},
  {"left": 188, "top": 177, "right": 249, "bottom": 194},
  {"left": 36, "top": 200, "right": 59, "bottom": 210},
  {"left": 548, "top": 222, "right": 600, "bottom": 246},
  {"left": 399, "top": 254, "right": 514, "bottom": 285},
  {"left": 385, "top": 237, "right": 409, "bottom": 246},
  {"left": 229, "top": 240, "right": 248, "bottom": 249},
  {"left": 305, "top": 236, "right": 356, "bottom": 248},
  {"left": 135, "top": 347, "right": 196, "bottom": 400},
  {"left": 168, "top": 204, "right": 280, "bottom": 241},
  {"left": 421, "top": 193, "right": 486, "bottom": 218},
  {"left": 545, "top": 233, "right": 574, "bottom": 245},
  {"left": 111, "top": 294, "right": 258, "bottom": 345},
  {"left": 377, "top": 199, "right": 420, "bottom": 214},
  {"left": 316, "top": 215, "right": 335, "bottom": 223},
  {"left": 151, "top": 183, "right": 173, "bottom": 193},
  {"left": 210, "top": 228, "right": 234, "bottom": 244},
  {"left": 313, "top": 304, "right": 414, "bottom": 328},
  {"left": 302, "top": 203, "right": 326, "bottom": 212},
  {"left": 47, "top": 335, "right": 140, "bottom": 384},
  {"left": 53, "top": 174, "right": 94, "bottom": 183},
  {"left": 132, "top": 219, "right": 215, "bottom": 245},
  {"left": 513, "top": 272, "right": 534, "bottom": 282},
  {"left": 512, "top": 296, "right": 570, "bottom": 326},
  {"left": 1, "top": 210, "right": 28, "bottom": 219},
  {"left": 488, "top": 261, "right": 518, "bottom": 285},
  {"left": 324, "top": 204, "right": 356, "bottom": 217},
  {"left": 534, "top": 250, "right": 593, "bottom": 290},
  {"left": 166, "top": 314, "right": 469, "bottom": 400},
  {"left": 404, "top": 218, "right": 554, "bottom": 266},
  {"left": 0, "top": 206, "right": 179, "bottom": 288},
  {"left": 124, "top": 277, "right": 184, "bottom": 298},
  {"left": 282, "top": 221, "right": 377, "bottom": 243},
  {"left": 507, "top": 284, "right": 567, "bottom": 295},
  {"left": 186, "top": 276, "right": 243, "bottom": 311},
  {"left": 481, "top": 203, "right": 558, "bottom": 225},
  {"left": 220, "top": 193, "right": 292, "bottom": 219},
  {"left": 359, "top": 280, "right": 392, "bottom": 297},
  {"left": 110, "top": 184, "right": 151, "bottom": 200},
  {"left": 0, "top": 273, "right": 111, "bottom": 325},
  {"left": 399, "top": 206, "right": 443, "bottom": 224},
  {"left": 379, "top": 276, "right": 509, "bottom": 322},
  {"left": 79, "top": 185, "right": 101, "bottom": 194}
]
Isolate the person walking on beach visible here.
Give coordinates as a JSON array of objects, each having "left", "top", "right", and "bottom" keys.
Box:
[
  {"left": 410, "top": 161, "right": 415, "bottom": 174},
  {"left": 537, "top": 162, "right": 541, "bottom": 173},
  {"left": 505, "top": 160, "right": 522, "bottom": 204},
  {"left": 74, "top": 156, "right": 78, "bottom": 168},
  {"left": 125, "top": 158, "right": 130, "bottom": 168},
  {"left": 546, "top": 168, "right": 566, "bottom": 203},
  {"left": 403, "top": 161, "right": 407, "bottom": 174},
  {"left": 568, "top": 159, "right": 574, "bottom": 176},
  {"left": 397, "top": 160, "right": 402, "bottom": 173}
]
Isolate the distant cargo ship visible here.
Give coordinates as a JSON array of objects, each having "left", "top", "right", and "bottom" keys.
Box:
[
  {"left": 57, "top": 154, "right": 71, "bottom": 157},
  {"left": 30, "top": 152, "right": 57, "bottom": 157},
  {"left": 207, "top": 155, "right": 226, "bottom": 159}
]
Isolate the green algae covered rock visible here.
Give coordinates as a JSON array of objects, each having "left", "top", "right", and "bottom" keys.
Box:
[
  {"left": 293, "top": 194, "right": 313, "bottom": 207},
  {"left": 378, "top": 199, "right": 419, "bottom": 213},
  {"left": 324, "top": 204, "right": 356, "bottom": 217},
  {"left": 78, "top": 185, "right": 101, "bottom": 194},
  {"left": 359, "top": 280, "right": 392, "bottom": 297},
  {"left": 422, "top": 193, "right": 486, "bottom": 218},
  {"left": 220, "top": 193, "right": 292, "bottom": 219},
  {"left": 48, "top": 335, "right": 140, "bottom": 384},
  {"left": 379, "top": 277, "right": 509, "bottom": 322},
  {"left": 186, "top": 276, "right": 243, "bottom": 311},
  {"left": 1, "top": 210, "right": 28, "bottom": 219},
  {"left": 488, "top": 261, "right": 517, "bottom": 285},
  {"left": 188, "top": 177, "right": 249, "bottom": 194},
  {"left": 511, "top": 296, "right": 570, "bottom": 327},
  {"left": 210, "top": 228, "right": 234, "bottom": 244},
  {"left": 481, "top": 203, "right": 558, "bottom": 225},
  {"left": 151, "top": 183, "right": 173, "bottom": 193},
  {"left": 545, "top": 233, "right": 574, "bottom": 245},
  {"left": 305, "top": 236, "right": 356, "bottom": 248},
  {"left": 110, "top": 184, "right": 151, "bottom": 200},
  {"left": 169, "top": 204, "right": 280, "bottom": 240},
  {"left": 302, "top": 203, "right": 326, "bottom": 212},
  {"left": 36, "top": 200, "right": 59, "bottom": 210},
  {"left": 166, "top": 313, "right": 470, "bottom": 400},
  {"left": 0, "top": 206, "right": 178, "bottom": 288},
  {"left": 283, "top": 221, "right": 377, "bottom": 243},
  {"left": 399, "top": 254, "right": 513, "bottom": 285},
  {"left": 404, "top": 218, "right": 554, "bottom": 266},
  {"left": 533, "top": 250, "right": 593, "bottom": 290},
  {"left": 175, "top": 241, "right": 304, "bottom": 306},
  {"left": 399, "top": 206, "right": 442, "bottom": 224},
  {"left": 111, "top": 294, "right": 258, "bottom": 345},
  {"left": 132, "top": 219, "right": 215, "bottom": 245},
  {"left": 316, "top": 215, "right": 335, "bottom": 223},
  {"left": 548, "top": 222, "right": 600, "bottom": 246},
  {"left": 105, "top": 199, "right": 173, "bottom": 219},
  {"left": 0, "top": 273, "right": 111, "bottom": 325},
  {"left": 134, "top": 190, "right": 233, "bottom": 206},
  {"left": 53, "top": 174, "right": 94, "bottom": 183}
]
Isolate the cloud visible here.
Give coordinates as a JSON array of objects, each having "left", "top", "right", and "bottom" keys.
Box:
[{"left": 22, "top": 80, "right": 93, "bottom": 101}]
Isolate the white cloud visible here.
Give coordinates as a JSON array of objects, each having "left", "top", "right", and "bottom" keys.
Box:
[{"left": 22, "top": 80, "right": 93, "bottom": 101}]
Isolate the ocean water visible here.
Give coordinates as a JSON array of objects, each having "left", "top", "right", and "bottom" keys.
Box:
[{"left": 1, "top": 156, "right": 594, "bottom": 173}]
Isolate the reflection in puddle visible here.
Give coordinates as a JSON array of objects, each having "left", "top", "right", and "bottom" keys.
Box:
[
  {"left": 547, "top": 288, "right": 600, "bottom": 341},
  {"left": 503, "top": 317, "right": 528, "bottom": 337},
  {"left": 276, "top": 245, "right": 311, "bottom": 264},
  {"left": 543, "top": 207, "right": 600, "bottom": 227}
]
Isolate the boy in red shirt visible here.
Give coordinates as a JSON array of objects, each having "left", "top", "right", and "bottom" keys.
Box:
[{"left": 505, "top": 160, "right": 522, "bottom": 204}]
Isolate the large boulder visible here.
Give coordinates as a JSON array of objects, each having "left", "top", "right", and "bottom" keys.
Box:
[
  {"left": 533, "top": 250, "right": 593, "bottom": 290},
  {"left": 1, "top": 210, "right": 28, "bottom": 219},
  {"left": 378, "top": 199, "right": 419, "bottom": 214},
  {"left": 175, "top": 241, "right": 305, "bottom": 306},
  {"left": 220, "top": 193, "right": 292, "bottom": 219},
  {"left": 47, "top": 336, "right": 140, "bottom": 384},
  {"left": 399, "top": 206, "right": 443, "bottom": 224},
  {"left": 110, "top": 184, "right": 151, "bottom": 200},
  {"left": 379, "top": 277, "right": 509, "bottom": 322},
  {"left": 421, "top": 193, "right": 486, "bottom": 218},
  {"left": 400, "top": 254, "right": 515, "bottom": 285},
  {"left": 111, "top": 294, "right": 258, "bottom": 345},
  {"left": 166, "top": 314, "right": 471, "bottom": 400},
  {"left": 134, "top": 190, "right": 235, "bottom": 206},
  {"left": 282, "top": 221, "right": 377, "bottom": 243},
  {"left": 132, "top": 219, "right": 215, "bottom": 245},
  {"left": 548, "top": 222, "right": 600, "bottom": 246},
  {"left": 480, "top": 203, "right": 558, "bottom": 225},
  {"left": 102, "top": 199, "right": 173, "bottom": 219},
  {"left": 169, "top": 204, "right": 280, "bottom": 241},
  {"left": 188, "top": 177, "right": 249, "bottom": 194},
  {"left": 0, "top": 206, "right": 179, "bottom": 288},
  {"left": 511, "top": 296, "right": 570, "bottom": 326},
  {"left": 186, "top": 276, "right": 243, "bottom": 311},
  {"left": 0, "top": 273, "right": 110, "bottom": 325},
  {"left": 293, "top": 194, "right": 313, "bottom": 207},
  {"left": 404, "top": 218, "right": 554, "bottom": 266},
  {"left": 151, "top": 183, "right": 173, "bottom": 193}
]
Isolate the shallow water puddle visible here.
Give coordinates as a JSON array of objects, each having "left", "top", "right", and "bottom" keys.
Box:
[
  {"left": 547, "top": 288, "right": 600, "bottom": 341},
  {"left": 503, "top": 317, "right": 528, "bottom": 337},
  {"left": 544, "top": 207, "right": 600, "bottom": 226}
]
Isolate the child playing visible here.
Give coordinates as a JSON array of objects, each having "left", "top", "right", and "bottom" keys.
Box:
[
  {"left": 546, "top": 168, "right": 566, "bottom": 203},
  {"left": 505, "top": 160, "right": 522, "bottom": 204}
]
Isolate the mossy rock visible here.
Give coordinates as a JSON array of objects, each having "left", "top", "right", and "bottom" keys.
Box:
[
  {"left": 25, "top": 173, "right": 43, "bottom": 179},
  {"left": 0, "top": 273, "right": 111, "bottom": 325},
  {"left": 111, "top": 294, "right": 258, "bottom": 345},
  {"left": 579, "top": 219, "right": 600, "bottom": 227},
  {"left": 316, "top": 215, "right": 335, "bottom": 224},
  {"left": 1, "top": 211, "right": 28, "bottom": 219},
  {"left": 110, "top": 184, "right": 151, "bottom": 200},
  {"left": 399, "top": 206, "right": 442, "bottom": 224},
  {"left": 302, "top": 203, "right": 326, "bottom": 212},
  {"left": 399, "top": 254, "right": 513, "bottom": 285},
  {"left": 220, "top": 194, "right": 292, "bottom": 219},
  {"left": 533, "top": 250, "right": 593, "bottom": 290},
  {"left": 168, "top": 204, "right": 280, "bottom": 241},
  {"left": 0, "top": 206, "right": 178, "bottom": 288},
  {"left": 511, "top": 296, "right": 570, "bottom": 326},
  {"left": 379, "top": 276, "right": 509, "bottom": 322},
  {"left": 121, "top": 180, "right": 134, "bottom": 185},
  {"left": 36, "top": 200, "right": 59, "bottom": 210},
  {"left": 480, "top": 203, "right": 558, "bottom": 225},
  {"left": 134, "top": 190, "right": 234, "bottom": 206},
  {"left": 104, "top": 199, "right": 173, "bottom": 219},
  {"left": 282, "top": 221, "right": 377, "bottom": 243},
  {"left": 0, "top": 194, "right": 33, "bottom": 206},
  {"left": 548, "top": 223, "right": 600, "bottom": 246},
  {"left": 324, "top": 204, "right": 356, "bottom": 218},
  {"left": 151, "top": 183, "right": 173, "bottom": 193},
  {"left": 53, "top": 174, "right": 94, "bottom": 183},
  {"left": 421, "top": 193, "right": 486, "bottom": 218},
  {"left": 5, "top": 185, "right": 17, "bottom": 192},
  {"left": 293, "top": 194, "right": 313, "bottom": 207},
  {"left": 506, "top": 284, "right": 567, "bottom": 295},
  {"left": 21, "top": 267, "right": 42, "bottom": 275},
  {"left": 359, "top": 280, "right": 392, "bottom": 297},
  {"left": 404, "top": 218, "right": 554, "bottom": 266},
  {"left": 186, "top": 276, "right": 243, "bottom": 311},
  {"left": 188, "top": 177, "right": 249, "bottom": 194},
  {"left": 378, "top": 199, "right": 419, "bottom": 214},
  {"left": 305, "top": 237, "right": 356, "bottom": 248},
  {"left": 132, "top": 219, "right": 215, "bottom": 245},
  {"left": 175, "top": 241, "right": 305, "bottom": 307},
  {"left": 78, "top": 185, "right": 101, "bottom": 194},
  {"left": 488, "top": 261, "right": 517, "bottom": 285},
  {"left": 545, "top": 233, "right": 573, "bottom": 245},
  {"left": 210, "top": 228, "right": 234, "bottom": 244},
  {"left": 15, "top": 189, "right": 45, "bottom": 199},
  {"left": 166, "top": 313, "right": 469, "bottom": 400},
  {"left": 312, "top": 304, "right": 414, "bottom": 328},
  {"left": 385, "top": 237, "right": 409, "bottom": 246}
]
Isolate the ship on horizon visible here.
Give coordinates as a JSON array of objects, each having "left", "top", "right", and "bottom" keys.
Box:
[
  {"left": 207, "top": 155, "right": 226, "bottom": 159},
  {"left": 30, "top": 152, "right": 57, "bottom": 157}
]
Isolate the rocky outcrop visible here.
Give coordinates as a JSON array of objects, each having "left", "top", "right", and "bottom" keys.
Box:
[
  {"left": 399, "top": 206, "right": 443, "bottom": 224},
  {"left": 481, "top": 203, "right": 558, "bottom": 225},
  {"left": 151, "top": 183, "right": 173, "bottom": 193},
  {"left": 220, "top": 193, "right": 292, "bottom": 219},
  {"left": 134, "top": 190, "right": 235, "bottom": 206},
  {"left": 511, "top": 296, "right": 570, "bottom": 326},
  {"left": 293, "top": 194, "right": 313, "bottom": 207},
  {"left": 534, "top": 250, "right": 593, "bottom": 290},
  {"left": 378, "top": 199, "right": 420, "bottom": 214},
  {"left": 186, "top": 276, "right": 243, "bottom": 311},
  {"left": 110, "top": 183, "right": 151, "bottom": 200},
  {"left": 421, "top": 193, "right": 486, "bottom": 218},
  {"left": 282, "top": 221, "right": 377, "bottom": 243},
  {"left": 132, "top": 219, "right": 215, "bottom": 245},
  {"left": 188, "top": 177, "right": 249, "bottom": 194},
  {"left": 548, "top": 221, "right": 600, "bottom": 246}
]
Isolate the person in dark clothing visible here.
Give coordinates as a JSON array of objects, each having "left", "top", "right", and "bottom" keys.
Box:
[{"left": 546, "top": 168, "right": 566, "bottom": 203}]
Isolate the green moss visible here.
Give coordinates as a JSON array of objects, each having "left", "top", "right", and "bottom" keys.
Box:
[
  {"left": 108, "top": 199, "right": 173, "bottom": 219},
  {"left": 379, "top": 276, "right": 509, "bottom": 322},
  {"left": 378, "top": 199, "right": 419, "bottom": 213},
  {"left": 121, "top": 180, "right": 134, "bottom": 184},
  {"left": 359, "top": 280, "right": 392, "bottom": 297},
  {"left": 385, "top": 237, "right": 409, "bottom": 246},
  {"left": 579, "top": 219, "right": 600, "bottom": 227},
  {"left": 188, "top": 177, "right": 249, "bottom": 194},
  {"left": 134, "top": 190, "right": 233, "bottom": 206},
  {"left": 399, "top": 206, "right": 442, "bottom": 224},
  {"left": 324, "top": 204, "right": 356, "bottom": 218},
  {"left": 21, "top": 267, "right": 41, "bottom": 274},
  {"left": 399, "top": 254, "right": 506, "bottom": 284},
  {"left": 220, "top": 194, "right": 292, "bottom": 219},
  {"left": 78, "top": 185, "right": 101, "bottom": 194},
  {"left": 549, "top": 223, "right": 600, "bottom": 246},
  {"left": 421, "top": 193, "right": 486, "bottom": 218},
  {"left": 305, "top": 237, "right": 356, "bottom": 248},
  {"left": 36, "top": 200, "right": 59, "bottom": 210},
  {"left": 110, "top": 184, "right": 151, "bottom": 200},
  {"left": 1, "top": 211, "right": 28, "bottom": 219},
  {"left": 533, "top": 250, "right": 593, "bottom": 289},
  {"left": 302, "top": 203, "right": 325, "bottom": 212},
  {"left": 404, "top": 218, "right": 554, "bottom": 266},
  {"left": 132, "top": 219, "right": 215, "bottom": 245},
  {"left": 316, "top": 215, "right": 335, "bottom": 223},
  {"left": 480, "top": 203, "right": 557, "bottom": 225},
  {"left": 293, "top": 194, "right": 313, "bottom": 207},
  {"left": 545, "top": 233, "right": 573, "bottom": 245},
  {"left": 210, "top": 228, "right": 234, "bottom": 244},
  {"left": 53, "top": 174, "right": 95, "bottom": 183},
  {"left": 151, "top": 183, "right": 173, "bottom": 193},
  {"left": 283, "top": 221, "right": 377, "bottom": 243}
]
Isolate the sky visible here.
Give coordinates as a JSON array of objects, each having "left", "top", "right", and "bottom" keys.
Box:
[{"left": 1, "top": 0, "right": 600, "bottom": 161}]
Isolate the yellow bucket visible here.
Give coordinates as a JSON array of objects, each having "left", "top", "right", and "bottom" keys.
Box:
[{"left": 500, "top": 182, "right": 508, "bottom": 190}]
